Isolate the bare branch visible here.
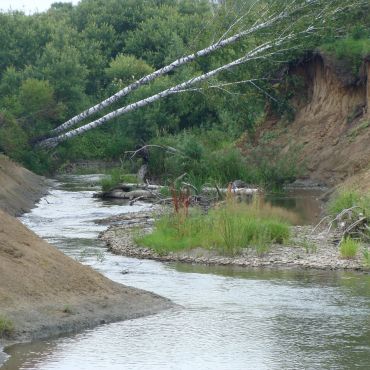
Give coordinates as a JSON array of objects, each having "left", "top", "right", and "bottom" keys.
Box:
[
  {"left": 47, "top": 0, "right": 319, "bottom": 137},
  {"left": 125, "top": 145, "right": 184, "bottom": 160}
]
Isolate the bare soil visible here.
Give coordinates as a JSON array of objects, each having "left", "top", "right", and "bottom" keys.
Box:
[
  {"left": 245, "top": 54, "right": 370, "bottom": 189},
  {"left": 0, "top": 155, "right": 48, "bottom": 216}
]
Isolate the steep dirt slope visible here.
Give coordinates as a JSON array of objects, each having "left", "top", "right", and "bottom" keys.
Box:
[
  {"left": 0, "top": 209, "right": 171, "bottom": 345},
  {"left": 0, "top": 155, "right": 47, "bottom": 216},
  {"left": 0, "top": 157, "right": 172, "bottom": 349},
  {"left": 253, "top": 54, "right": 370, "bottom": 188}
]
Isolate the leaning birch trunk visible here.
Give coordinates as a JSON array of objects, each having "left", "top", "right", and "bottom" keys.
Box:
[
  {"left": 48, "top": 0, "right": 337, "bottom": 136},
  {"left": 49, "top": 8, "right": 286, "bottom": 136},
  {"left": 38, "top": 39, "right": 283, "bottom": 148},
  {"left": 38, "top": 0, "right": 358, "bottom": 148}
]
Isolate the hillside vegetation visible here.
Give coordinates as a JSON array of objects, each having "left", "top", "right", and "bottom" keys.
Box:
[{"left": 0, "top": 0, "right": 369, "bottom": 188}]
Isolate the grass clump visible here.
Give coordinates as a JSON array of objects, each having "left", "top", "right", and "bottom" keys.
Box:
[
  {"left": 363, "top": 248, "right": 370, "bottom": 267},
  {"left": 298, "top": 237, "right": 317, "bottom": 254},
  {"left": 328, "top": 189, "right": 370, "bottom": 217},
  {"left": 137, "top": 198, "right": 293, "bottom": 256},
  {"left": 0, "top": 316, "right": 14, "bottom": 338},
  {"left": 339, "top": 237, "right": 361, "bottom": 259},
  {"left": 100, "top": 168, "right": 137, "bottom": 191}
]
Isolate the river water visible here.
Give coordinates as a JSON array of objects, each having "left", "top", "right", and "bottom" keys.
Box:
[{"left": 2, "top": 175, "right": 370, "bottom": 369}]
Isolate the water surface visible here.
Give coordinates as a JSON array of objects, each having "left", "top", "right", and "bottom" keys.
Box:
[{"left": 2, "top": 175, "right": 369, "bottom": 370}]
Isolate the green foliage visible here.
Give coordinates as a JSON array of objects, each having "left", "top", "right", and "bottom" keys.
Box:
[
  {"left": 0, "top": 0, "right": 369, "bottom": 177},
  {"left": 339, "top": 237, "right": 361, "bottom": 259},
  {"left": 320, "top": 38, "right": 370, "bottom": 75},
  {"left": 147, "top": 130, "right": 250, "bottom": 186},
  {"left": 327, "top": 190, "right": 370, "bottom": 216},
  {"left": 100, "top": 168, "right": 137, "bottom": 191},
  {"left": 0, "top": 315, "right": 14, "bottom": 338},
  {"left": 298, "top": 237, "right": 318, "bottom": 254},
  {"left": 363, "top": 248, "right": 370, "bottom": 267},
  {"left": 0, "top": 112, "right": 28, "bottom": 161},
  {"left": 146, "top": 129, "right": 302, "bottom": 188},
  {"left": 245, "top": 143, "right": 304, "bottom": 189},
  {"left": 100, "top": 166, "right": 138, "bottom": 191},
  {"left": 138, "top": 199, "right": 291, "bottom": 256},
  {"left": 105, "top": 54, "right": 154, "bottom": 85}
]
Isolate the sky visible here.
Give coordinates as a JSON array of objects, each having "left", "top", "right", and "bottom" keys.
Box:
[{"left": 0, "top": 0, "right": 79, "bottom": 14}]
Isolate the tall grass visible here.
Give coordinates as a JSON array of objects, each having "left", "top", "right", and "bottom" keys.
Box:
[
  {"left": 137, "top": 197, "right": 293, "bottom": 256},
  {"left": 340, "top": 237, "right": 361, "bottom": 259},
  {"left": 328, "top": 189, "right": 370, "bottom": 216},
  {"left": 100, "top": 168, "right": 137, "bottom": 191},
  {"left": 0, "top": 315, "right": 14, "bottom": 338},
  {"left": 363, "top": 248, "right": 370, "bottom": 267}
]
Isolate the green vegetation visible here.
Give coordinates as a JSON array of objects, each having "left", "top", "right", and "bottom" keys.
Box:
[
  {"left": 321, "top": 37, "right": 370, "bottom": 75},
  {"left": 328, "top": 190, "right": 370, "bottom": 216},
  {"left": 339, "top": 237, "right": 361, "bottom": 259},
  {"left": 298, "top": 237, "right": 317, "bottom": 254},
  {"left": 101, "top": 169, "right": 137, "bottom": 191},
  {"left": 0, "top": 0, "right": 368, "bottom": 187},
  {"left": 0, "top": 315, "right": 14, "bottom": 338},
  {"left": 363, "top": 248, "right": 370, "bottom": 267},
  {"left": 137, "top": 198, "right": 293, "bottom": 256},
  {"left": 146, "top": 129, "right": 303, "bottom": 188},
  {"left": 62, "top": 305, "right": 73, "bottom": 314}
]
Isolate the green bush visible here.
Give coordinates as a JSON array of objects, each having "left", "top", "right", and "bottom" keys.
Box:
[
  {"left": 146, "top": 129, "right": 302, "bottom": 189},
  {"left": 363, "top": 248, "right": 370, "bottom": 267}
]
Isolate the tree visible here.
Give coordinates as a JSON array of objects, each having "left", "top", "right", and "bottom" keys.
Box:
[
  {"left": 39, "top": 0, "right": 362, "bottom": 148},
  {"left": 47, "top": 0, "right": 297, "bottom": 136}
]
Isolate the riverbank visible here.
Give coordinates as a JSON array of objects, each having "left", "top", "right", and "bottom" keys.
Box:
[
  {"left": 0, "top": 155, "right": 49, "bottom": 217},
  {"left": 99, "top": 210, "right": 369, "bottom": 272},
  {"left": 0, "top": 158, "right": 172, "bottom": 356}
]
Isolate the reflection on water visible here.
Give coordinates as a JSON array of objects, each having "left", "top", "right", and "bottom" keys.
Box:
[
  {"left": 2, "top": 175, "right": 370, "bottom": 370},
  {"left": 264, "top": 188, "right": 324, "bottom": 225}
]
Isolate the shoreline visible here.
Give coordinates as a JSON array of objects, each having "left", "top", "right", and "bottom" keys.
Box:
[
  {"left": 0, "top": 161, "right": 174, "bottom": 364},
  {"left": 99, "top": 210, "right": 370, "bottom": 273}
]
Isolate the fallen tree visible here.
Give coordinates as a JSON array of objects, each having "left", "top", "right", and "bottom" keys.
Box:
[
  {"left": 48, "top": 0, "right": 319, "bottom": 136},
  {"left": 37, "top": 0, "right": 365, "bottom": 148}
]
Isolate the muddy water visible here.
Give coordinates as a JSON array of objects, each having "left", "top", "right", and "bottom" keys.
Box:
[{"left": 2, "top": 175, "right": 370, "bottom": 370}]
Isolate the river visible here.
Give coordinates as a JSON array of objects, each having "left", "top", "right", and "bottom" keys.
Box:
[{"left": 2, "top": 175, "right": 370, "bottom": 369}]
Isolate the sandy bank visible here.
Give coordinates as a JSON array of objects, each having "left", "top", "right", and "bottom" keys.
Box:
[
  {"left": 99, "top": 211, "right": 369, "bottom": 272},
  {"left": 0, "top": 155, "right": 48, "bottom": 216},
  {"left": 0, "top": 157, "right": 172, "bottom": 354},
  {"left": 0, "top": 210, "right": 172, "bottom": 346}
]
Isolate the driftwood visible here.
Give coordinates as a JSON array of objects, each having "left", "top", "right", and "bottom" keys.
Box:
[
  {"left": 96, "top": 182, "right": 259, "bottom": 200},
  {"left": 95, "top": 181, "right": 260, "bottom": 212},
  {"left": 313, "top": 206, "right": 369, "bottom": 247},
  {"left": 203, "top": 187, "right": 259, "bottom": 195},
  {"left": 96, "top": 189, "right": 155, "bottom": 200}
]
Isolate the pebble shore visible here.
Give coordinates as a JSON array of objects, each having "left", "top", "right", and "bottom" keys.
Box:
[{"left": 99, "top": 209, "right": 369, "bottom": 272}]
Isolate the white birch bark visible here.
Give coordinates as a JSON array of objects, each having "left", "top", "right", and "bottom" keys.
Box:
[
  {"left": 38, "top": 37, "right": 289, "bottom": 148},
  {"left": 49, "top": 0, "right": 317, "bottom": 136},
  {"left": 38, "top": 0, "right": 358, "bottom": 147}
]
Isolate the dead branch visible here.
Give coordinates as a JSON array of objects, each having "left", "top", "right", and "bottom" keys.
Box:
[{"left": 126, "top": 144, "right": 184, "bottom": 160}]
